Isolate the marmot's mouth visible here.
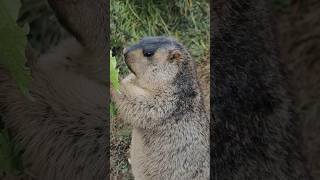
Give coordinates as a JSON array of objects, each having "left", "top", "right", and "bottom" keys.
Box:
[{"left": 125, "top": 61, "right": 137, "bottom": 76}]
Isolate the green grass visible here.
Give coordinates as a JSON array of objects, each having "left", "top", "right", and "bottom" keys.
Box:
[
  {"left": 111, "top": 0, "right": 210, "bottom": 75},
  {"left": 0, "top": 0, "right": 29, "bottom": 175}
]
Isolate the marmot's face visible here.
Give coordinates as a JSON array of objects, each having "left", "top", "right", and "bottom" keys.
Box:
[{"left": 123, "top": 37, "right": 184, "bottom": 90}]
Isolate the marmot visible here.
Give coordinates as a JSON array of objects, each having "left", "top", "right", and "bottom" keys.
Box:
[
  {"left": 0, "top": 0, "right": 108, "bottom": 179},
  {"left": 211, "top": 0, "right": 311, "bottom": 179},
  {"left": 111, "top": 36, "right": 209, "bottom": 180}
]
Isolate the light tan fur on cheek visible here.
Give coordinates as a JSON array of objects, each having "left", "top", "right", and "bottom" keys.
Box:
[{"left": 153, "top": 49, "right": 169, "bottom": 64}]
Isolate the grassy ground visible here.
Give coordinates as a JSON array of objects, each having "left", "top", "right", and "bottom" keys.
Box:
[{"left": 111, "top": 0, "right": 209, "bottom": 74}]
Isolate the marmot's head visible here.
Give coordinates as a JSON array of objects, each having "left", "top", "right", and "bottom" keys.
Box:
[{"left": 123, "top": 36, "right": 197, "bottom": 93}]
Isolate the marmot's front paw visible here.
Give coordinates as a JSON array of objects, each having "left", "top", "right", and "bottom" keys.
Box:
[
  {"left": 120, "top": 73, "right": 136, "bottom": 86},
  {"left": 119, "top": 73, "right": 150, "bottom": 98},
  {"left": 110, "top": 87, "right": 122, "bottom": 103}
]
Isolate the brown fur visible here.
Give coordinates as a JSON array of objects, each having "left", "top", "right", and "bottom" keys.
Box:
[
  {"left": 111, "top": 37, "right": 209, "bottom": 180},
  {"left": 278, "top": 0, "right": 320, "bottom": 178}
]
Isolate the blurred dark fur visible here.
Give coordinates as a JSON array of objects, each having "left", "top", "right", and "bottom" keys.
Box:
[
  {"left": 278, "top": 0, "right": 320, "bottom": 178},
  {"left": 211, "top": 0, "right": 311, "bottom": 179},
  {"left": 0, "top": 0, "right": 108, "bottom": 179}
]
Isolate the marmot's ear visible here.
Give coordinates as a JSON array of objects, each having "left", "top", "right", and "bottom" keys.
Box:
[
  {"left": 47, "top": 0, "right": 107, "bottom": 54},
  {"left": 169, "top": 49, "right": 182, "bottom": 62}
]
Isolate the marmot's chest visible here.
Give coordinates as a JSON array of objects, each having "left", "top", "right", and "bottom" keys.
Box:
[
  {"left": 130, "top": 126, "right": 209, "bottom": 180},
  {"left": 130, "top": 128, "right": 148, "bottom": 179}
]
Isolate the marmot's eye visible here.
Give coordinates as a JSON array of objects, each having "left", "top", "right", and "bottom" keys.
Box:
[{"left": 143, "top": 50, "right": 154, "bottom": 57}]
